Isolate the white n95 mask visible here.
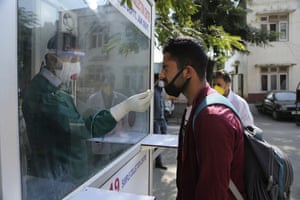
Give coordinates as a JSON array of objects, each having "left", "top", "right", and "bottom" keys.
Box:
[
  {"left": 56, "top": 62, "right": 81, "bottom": 83},
  {"left": 158, "top": 80, "right": 164, "bottom": 88}
]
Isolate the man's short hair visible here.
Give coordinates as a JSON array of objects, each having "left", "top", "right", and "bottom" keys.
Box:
[
  {"left": 163, "top": 36, "right": 208, "bottom": 80},
  {"left": 213, "top": 69, "right": 232, "bottom": 83}
]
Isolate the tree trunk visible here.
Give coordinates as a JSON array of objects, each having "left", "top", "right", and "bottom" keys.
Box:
[{"left": 206, "top": 59, "right": 215, "bottom": 85}]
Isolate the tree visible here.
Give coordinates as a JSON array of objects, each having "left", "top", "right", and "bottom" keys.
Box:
[
  {"left": 18, "top": 7, "right": 39, "bottom": 91},
  {"left": 122, "top": 0, "right": 275, "bottom": 82},
  {"left": 191, "top": 0, "right": 276, "bottom": 81},
  {"left": 154, "top": 0, "right": 247, "bottom": 82}
]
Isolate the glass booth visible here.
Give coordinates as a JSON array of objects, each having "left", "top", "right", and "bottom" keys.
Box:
[{"left": 0, "top": 0, "right": 177, "bottom": 199}]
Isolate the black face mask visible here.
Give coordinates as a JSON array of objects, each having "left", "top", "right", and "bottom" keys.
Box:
[{"left": 165, "top": 67, "right": 190, "bottom": 97}]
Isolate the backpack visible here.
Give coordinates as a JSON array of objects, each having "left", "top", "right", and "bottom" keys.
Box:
[{"left": 192, "top": 93, "right": 293, "bottom": 200}]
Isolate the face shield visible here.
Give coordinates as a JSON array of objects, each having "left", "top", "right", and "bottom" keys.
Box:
[
  {"left": 46, "top": 33, "right": 85, "bottom": 83},
  {"left": 46, "top": 33, "right": 85, "bottom": 103},
  {"left": 54, "top": 50, "right": 84, "bottom": 82}
]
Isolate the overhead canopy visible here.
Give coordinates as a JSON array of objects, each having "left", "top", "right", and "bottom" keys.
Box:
[
  {"left": 254, "top": 63, "right": 296, "bottom": 67},
  {"left": 256, "top": 9, "right": 296, "bottom": 15}
]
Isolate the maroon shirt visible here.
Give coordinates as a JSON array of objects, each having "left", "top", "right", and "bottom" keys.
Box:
[{"left": 176, "top": 83, "right": 246, "bottom": 200}]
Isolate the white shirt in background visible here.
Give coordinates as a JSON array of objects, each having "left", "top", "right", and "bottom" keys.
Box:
[{"left": 227, "top": 90, "right": 254, "bottom": 127}]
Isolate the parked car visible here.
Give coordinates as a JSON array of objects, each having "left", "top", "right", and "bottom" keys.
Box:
[{"left": 259, "top": 90, "right": 300, "bottom": 120}]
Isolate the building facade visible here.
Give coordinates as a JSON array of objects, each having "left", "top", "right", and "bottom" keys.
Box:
[{"left": 245, "top": 0, "right": 300, "bottom": 102}]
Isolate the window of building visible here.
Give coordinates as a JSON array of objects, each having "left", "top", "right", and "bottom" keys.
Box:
[
  {"left": 279, "top": 22, "right": 288, "bottom": 40},
  {"left": 280, "top": 74, "right": 287, "bottom": 90},
  {"left": 260, "top": 66, "right": 288, "bottom": 91},
  {"left": 270, "top": 74, "right": 277, "bottom": 90},
  {"left": 89, "top": 29, "right": 109, "bottom": 49},
  {"left": 260, "top": 14, "right": 289, "bottom": 41},
  {"left": 261, "top": 75, "right": 268, "bottom": 91}
]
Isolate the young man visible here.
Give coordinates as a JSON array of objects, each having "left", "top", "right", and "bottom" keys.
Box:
[
  {"left": 213, "top": 69, "right": 254, "bottom": 127},
  {"left": 159, "top": 36, "right": 246, "bottom": 199}
]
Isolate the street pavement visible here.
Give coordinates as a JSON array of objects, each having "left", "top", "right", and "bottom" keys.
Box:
[{"left": 152, "top": 104, "right": 300, "bottom": 200}]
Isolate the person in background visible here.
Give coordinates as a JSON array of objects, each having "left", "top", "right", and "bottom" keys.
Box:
[
  {"left": 160, "top": 36, "right": 246, "bottom": 199},
  {"left": 153, "top": 73, "right": 168, "bottom": 170},
  {"left": 212, "top": 69, "right": 254, "bottom": 127},
  {"left": 86, "top": 72, "right": 136, "bottom": 133},
  {"left": 22, "top": 32, "right": 152, "bottom": 186}
]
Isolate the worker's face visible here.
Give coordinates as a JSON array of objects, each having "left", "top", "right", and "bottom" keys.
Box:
[
  {"left": 160, "top": 52, "right": 189, "bottom": 97},
  {"left": 212, "top": 77, "right": 230, "bottom": 96}
]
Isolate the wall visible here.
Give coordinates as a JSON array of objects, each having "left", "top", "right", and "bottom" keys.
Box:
[{"left": 246, "top": 0, "right": 300, "bottom": 102}]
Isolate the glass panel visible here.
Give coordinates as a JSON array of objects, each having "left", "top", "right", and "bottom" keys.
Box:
[
  {"left": 260, "top": 16, "right": 268, "bottom": 22},
  {"left": 279, "top": 15, "right": 288, "bottom": 21},
  {"left": 260, "top": 67, "right": 268, "bottom": 73},
  {"left": 266, "top": 92, "right": 273, "bottom": 100},
  {"left": 269, "top": 23, "right": 277, "bottom": 41},
  {"left": 260, "top": 24, "right": 267, "bottom": 32},
  {"left": 279, "top": 66, "right": 287, "bottom": 72},
  {"left": 261, "top": 75, "right": 268, "bottom": 91},
  {"left": 275, "top": 92, "right": 296, "bottom": 101},
  {"left": 279, "top": 22, "right": 288, "bottom": 40},
  {"left": 269, "top": 15, "right": 278, "bottom": 22},
  {"left": 269, "top": 23, "right": 277, "bottom": 32},
  {"left": 271, "top": 74, "right": 277, "bottom": 90},
  {"left": 18, "top": 0, "right": 151, "bottom": 199},
  {"left": 280, "top": 74, "right": 287, "bottom": 90}
]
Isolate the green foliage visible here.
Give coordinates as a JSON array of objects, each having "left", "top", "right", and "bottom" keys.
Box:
[
  {"left": 18, "top": 7, "right": 40, "bottom": 88},
  {"left": 102, "top": 25, "right": 149, "bottom": 56},
  {"left": 18, "top": 7, "right": 39, "bottom": 43},
  {"left": 245, "top": 25, "right": 279, "bottom": 47},
  {"left": 203, "top": 25, "right": 245, "bottom": 66},
  {"left": 94, "top": 0, "right": 278, "bottom": 69},
  {"left": 102, "top": 35, "right": 122, "bottom": 55},
  {"left": 155, "top": 0, "right": 198, "bottom": 45},
  {"left": 120, "top": 0, "right": 133, "bottom": 9}
]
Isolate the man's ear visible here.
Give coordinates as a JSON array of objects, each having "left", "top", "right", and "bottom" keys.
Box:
[
  {"left": 44, "top": 53, "right": 60, "bottom": 73},
  {"left": 183, "top": 65, "right": 193, "bottom": 79},
  {"left": 47, "top": 53, "right": 58, "bottom": 66}
]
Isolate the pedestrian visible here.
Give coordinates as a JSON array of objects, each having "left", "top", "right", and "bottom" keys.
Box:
[
  {"left": 153, "top": 73, "right": 167, "bottom": 170},
  {"left": 86, "top": 72, "right": 135, "bottom": 133},
  {"left": 213, "top": 69, "right": 254, "bottom": 127},
  {"left": 159, "top": 36, "right": 246, "bottom": 199}
]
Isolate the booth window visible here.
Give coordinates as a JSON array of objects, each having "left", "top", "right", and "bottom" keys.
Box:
[{"left": 17, "top": 1, "right": 151, "bottom": 199}]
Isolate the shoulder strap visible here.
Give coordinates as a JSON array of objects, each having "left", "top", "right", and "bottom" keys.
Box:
[
  {"left": 192, "top": 93, "right": 242, "bottom": 131},
  {"left": 192, "top": 92, "right": 244, "bottom": 200}
]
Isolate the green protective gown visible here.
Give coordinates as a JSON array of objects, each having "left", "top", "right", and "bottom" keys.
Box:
[{"left": 22, "top": 68, "right": 117, "bottom": 183}]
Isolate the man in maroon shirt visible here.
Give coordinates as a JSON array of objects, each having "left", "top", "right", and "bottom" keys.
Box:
[{"left": 159, "top": 36, "right": 246, "bottom": 200}]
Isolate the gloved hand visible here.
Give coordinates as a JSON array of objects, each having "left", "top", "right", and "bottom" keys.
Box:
[{"left": 110, "top": 89, "right": 153, "bottom": 122}]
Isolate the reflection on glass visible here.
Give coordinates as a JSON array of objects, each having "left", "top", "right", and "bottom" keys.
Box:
[{"left": 18, "top": 0, "right": 150, "bottom": 199}]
